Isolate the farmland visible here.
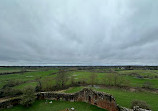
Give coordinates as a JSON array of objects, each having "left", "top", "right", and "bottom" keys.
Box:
[
  {"left": 64, "top": 87, "right": 158, "bottom": 111},
  {"left": 0, "top": 66, "right": 158, "bottom": 111},
  {"left": 1, "top": 68, "right": 158, "bottom": 90}
]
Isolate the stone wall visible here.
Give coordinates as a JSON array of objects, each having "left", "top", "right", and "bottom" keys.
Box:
[
  {"left": 0, "top": 97, "right": 21, "bottom": 109},
  {"left": 119, "top": 106, "right": 152, "bottom": 111},
  {"left": 37, "top": 88, "right": 119, "bottom": 111},
  {"left": 0, "top": 88, "right": 152, "bottom": 111}
]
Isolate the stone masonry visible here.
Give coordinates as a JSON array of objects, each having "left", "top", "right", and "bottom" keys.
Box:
[
  {"left": 0, "top": 88, "right": 152, "bottom": 111},
  {"left": 37, "top": 88, "right": 119, "bottom": 111}
]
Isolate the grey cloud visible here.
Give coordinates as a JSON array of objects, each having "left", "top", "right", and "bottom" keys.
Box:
[{"left": 0, "top": 0, "right": 158, "bottom": 66}]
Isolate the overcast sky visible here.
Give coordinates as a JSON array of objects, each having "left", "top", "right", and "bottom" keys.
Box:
[{"left": 0, "top": 0, "right": 158, "bottom": 66}]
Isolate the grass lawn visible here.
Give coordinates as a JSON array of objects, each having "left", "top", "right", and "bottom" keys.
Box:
[
  {"left": 64, "top": 87, "right": 158, "bottom": 111},
  {"left": 118, "top": 70, "right": 158, "bottom": 77},
  {"left": 0, "top": 67, "right": 21, "bottom": 73},
  {"left": 1, "top": 69, "right": 158, "bottom": 90},
  {"left": 123, "top": 76, "right": 158, "bottom": 88},
  {"left": 94, "top": 88, "right": 158, "bottom": 111},
  {"left": 69, "top": 70, "right": 158, "bottom": 88},
  {"left": 64, "top": 86, "right": 84, "bottom": 93},
  {"left": 0, "top": 69, "right": 58, "bottom": 89},
  {"left": 13, "top": 82, "right": 38, "bottom": 90},
  {"left": 1, "top": 68, "right": 158, "bottom": 111},
  {"left": 1, "top": 100, "right": 107, "bottom": 111}
]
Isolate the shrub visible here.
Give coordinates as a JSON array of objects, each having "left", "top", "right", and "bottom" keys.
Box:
[
  {"left": 56, "top": 69, "right": 68, "bottom": 88},
  {"left": 40, "top": 77, "right": 55, "bottom": 91},
  {"left": 103, "top": 73, "right": 130, "bottom": 87},
  {"left": 70, "top": 75, "right": 75, "bottom": 85},
  {"left": 1, "top": 80, "right": 23, "bottom": 98},
  {"left": 131, "top": 100, "right": 150, "bottom": 110},
  {"left": 90, "top": 73, "right": 97, "bottom": 87},
  {"left": 2, "top": 80, "right": 23, "bottom": 88},
  {"left": 118, "top": 77, "right": 131, "bottom": 87},
  {"left": 78, "top": 77, "right": 87, "bottom": 85},
  {"left": 35, "top": 77, "right": 42, "bottom": 92},
  {"left": 0, "top": 87, "right": 22, "bottom": 98},
  {"left": 35, "top": 84, "right": 41, "bottom": 92},
  {"left": 142, "top": 81, "right": 153, "bottom": 89},
  {"left": 20, "top": 86, "right": 36, "bottom": 107}
]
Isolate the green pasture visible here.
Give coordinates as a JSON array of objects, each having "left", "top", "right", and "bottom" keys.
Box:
[
  {"left": 0, "top": 67, "right": 22, "bottom": 73},
  {"left": 64, "top": 86, "right": 84, "bottom": 93},
  {"left": 1, "top": 68, "right": 158, "bottom": 111},
  {"left": 0, "top": 69, "right": 58, "bottom": 89},
  {"left": 94, "top": 88, "right": 158, "bottom": 111},
  {"left": 1, "top": 69, "right": 158, "bottom": 90},
  {"left": 1, "top": 100, "right": 106, "bottom": 111},
  {"left": 68, "top": 71, "right": 158, "bottom": 88},
  {"left": 64, "top": 87, "right": 158, "bottom": 111},
  {"left": 118, "top": 70, "right": 158, "bottom": 77},
  {"left": 13, "top": 82, "right": 38, "bottom": 90}
]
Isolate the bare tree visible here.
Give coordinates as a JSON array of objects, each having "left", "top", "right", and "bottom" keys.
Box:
[
  {"left": 70, "top": 75, "right": 75, "bottom": 85},
  {"left": 142, "top": 81, "right": 153, "bottom": 89},
  {"left": 90, "top": 73, "right": 97, "bottom": 87},
  {"left": 113, "top": 73, "right": 119, "bottom": 86},
  {"left": 21, "top": 67, "right": 26, "bottom": 74},
  {"left": 56, "top": 69, "right": 68, "bottom": 88},
  {"left": 103, "top": 73, "right": 114, "bottom": 86},
  {"left": 103, "top": 73, "right": 130, "bottom": 87}
]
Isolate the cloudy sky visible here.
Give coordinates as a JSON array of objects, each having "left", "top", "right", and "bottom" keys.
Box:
[{"left": 0, "top": 0, "right": 158, "bottom": 66}]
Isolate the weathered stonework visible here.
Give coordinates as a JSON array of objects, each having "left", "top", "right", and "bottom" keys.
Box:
[
  {"left": 0, "top": 88, "right": 152, "bottom": 111},
  {"left": 0, "top": 97, "right": 21, "bottom": 109},
  {"left": 37, "top": 88, "right": 119, "bottom": 111},
  {"left": 119, "top": 106, "right": 152, "bottom": 111}
]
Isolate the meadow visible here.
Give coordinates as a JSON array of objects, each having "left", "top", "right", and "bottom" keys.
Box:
[
  {"left": 1, "top": 100, "right": 106, "bottom": 111},
  {"left": 1, "top": 67, "right": 158, "bottom": 90},
  {"left": 0, "top": 67, "right": 158, "bottom": 111},
  {"left": 1, "top": 69, "right": 158, "bottom": 90},
  {"left": 64, "top": 87, "right": 158, "bottom": 111}
]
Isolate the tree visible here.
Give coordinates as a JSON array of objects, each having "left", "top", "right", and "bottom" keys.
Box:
[
  {"left": 113, "top": 73, "right": 119, "bottom": 86},
  {"left": 70, "top": 75, "right": 75, "bottom": 85},
  {"left": 103, "top": 73, "right": 129, "bottom": 87},
  {"left": 21, "top": 67, "right": 26, "bottom": 74},
  {"left": 103, "top": 73, "right": 114, "bottom": 86},
  {"left": 0, "top": 87, "right": 22, "bottom": 98},
  {"left": 39, "top": 77, "right": 55, "bottom": 91},
  {"left": 79, "top": 77, "right": 87, "bottom": 85},
  {"left": 20, "top": 86, "right": 36, "bottom": 107},
  {"left": 142, "top": 81, "right": 153, "bottom": 89},
  {"left": 35, "top": 77, "right": 42, "bottom": 92},
  {"left": 56, "top": 69, "right": 68, "bottom": 88},
  {"left": 90, "top": 73, "right": 97, "bottom": 87},
  {"left": 3, "top": 80, "right": 23, "bottom": 88}
]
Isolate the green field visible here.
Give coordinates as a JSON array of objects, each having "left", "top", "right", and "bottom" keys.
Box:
[
  {"left": 0, "top": 67, "right": 38, "bottom": 73},
  {"left": 64, "top": 86, "right": 84, "bottom": 93},
  {"left": 64, "top": 87, "right": 158, "bottom": 111},
  {"left": 95, "top": 88, "right": 158, "bottom": 111},
  {"left": 1, "top": 100, "right": 106, "bottom": 111},
  {"left": 1, "top": 68, "right": 158, "bottom": 90},
  {"left": 68, "top": 70, "right": 158, "bottom": 88},
  {"left": 0, "top": 67, "right": 22, "bottom": 73},
  {"left": 0, "top": 69, "right": 58, "bottom": 89},
  {"left": 1, "top": 67, "right": 158, "bottom": 111}
]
